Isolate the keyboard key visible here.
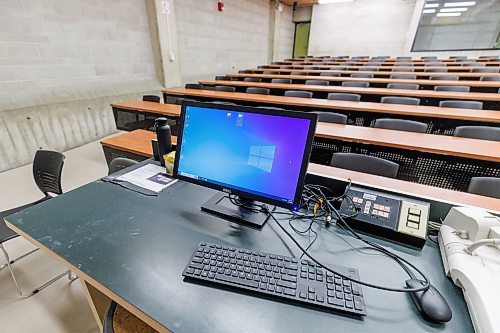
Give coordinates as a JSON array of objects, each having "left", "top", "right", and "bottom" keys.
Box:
[
  {"left": 354, "top": 296, "right": 364, "bottom": 310},
  {"left": 277, "top": 280, "right": 296, "bottom": 289},
  {"left": 185, "top": 267, "right": 194, "bottom": 274},
  {"left": 308, "top": 294, "right": 315, "bottom": 300},
  {"left": 299, "top": 292, "right": 307, "bottom": 299},
  {"left": 345, "top": 300, "right": 354, "bottom": 309},
  {"left": 316, "top": 295, "right": 324, "bottom": 303},
  {"left": 283, "top": 288, "right": 296, "bottom": 297}
]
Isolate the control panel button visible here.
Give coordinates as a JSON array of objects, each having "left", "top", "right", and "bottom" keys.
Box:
[
  {"left": 406, "top": 221, "right": 419, "bottom": 229},
  {"left": 372, "top": 210, "right": 378, "bottom": 215},
  {"left": 408, "top": 208, "right": 421, "bottom": 216},
  {"left": 407, "top": 214, "right": 420, "bottom": 223}
]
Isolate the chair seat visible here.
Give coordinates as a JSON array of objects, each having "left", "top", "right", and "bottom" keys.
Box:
[{"left": 0, "top": 197, "right": 50, "bottom": 244}]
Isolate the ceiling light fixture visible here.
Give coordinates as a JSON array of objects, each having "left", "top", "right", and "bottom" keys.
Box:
[
  {"left": 317, "top": 0, "right": 354, "bottom": 4},
  {"left": 440, "top": 7, "right": 468, "bottom": 12},
  {"left": 423, "top": 9, "right": 436, "bottom": 13},
  {"left": 424, "top": 3, "right": 440, "bottom": 8},
  {"left": 436, "top": 12, "right": 462, "bottom": 16},
  {"left": 443, "top": 1, "right": 476, "bottom": 7}
]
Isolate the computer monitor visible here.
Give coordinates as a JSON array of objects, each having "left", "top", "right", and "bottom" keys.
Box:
[{"left": 173, "top": 101, "right": 318, "bottom": 228}]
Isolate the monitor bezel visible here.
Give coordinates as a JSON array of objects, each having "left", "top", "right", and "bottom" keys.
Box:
[{"left": 173, "top": 100, "right": 318, "bottom": 210}]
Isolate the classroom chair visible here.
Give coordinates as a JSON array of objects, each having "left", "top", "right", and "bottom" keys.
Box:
[
  {"left": 478, "top": 56, "right": 499, "bottom": 60},
  {"left": 374, "top": 118, "right": 427, "bottom": 133},
  {"left": 245, "top": 87, "right": 270, "bottom": 95},
  {"left": 304, "top": 66, "right": 320, "bottom": 70},
  {"left": 390, "top": 74, "right": 417, "bottom": 80},
  {"left": 467, "top": 177, "right": 500, "bottom": 199},
  {"left": 351, "top": 73, "right": 374, "bottom": 78},
  {"left": 332, "top": 67, "right": 347, "bottom": 71},
  {"left": 395, "top": 62, "right": 413, "bottom": 66},
  {"left": 470, "top": 68, "right": 499, "bottom": 73},
  {"left": 185, "top": 83, "right": 202, "bottom": 89},
  {"left": 425, "top": 67, "right": 448, "bottom": 73},
  {"left": 439, "top": 100, "right": 483, "bottom": 109},
  {"left": 305, "top": 80, "right": 329, "bottom": 86},
  {"left": 281, "top": 66, "right": 294, "bottom": 69},
  {"left": 291, "top": 71, "right": 308, "bottom": 76},
  {"left": 342, "top": 81, "right": 369, "bottom": 88},
  {"left": 421, "top": 56, "right": 438, "bottom": 60},
  {"left": 143, "top": 95, "right": 161, "bottom": 103},
  {"left": 454, "top": 126, "right": 500, "bottom": 142},
  {"left": 449, "top": 56, "right": 468, "bottom": 60},
  {"left": 215, "top": 86, "right": 236, "bottom": 92},
  {"left": 430, "top": 75, "right": 459, "bottom": 81},
  {"left": 434, "top": 86, "right": 470, "bottom": 92},
  {"left": 392, "top": 68, "right": 415, "bottom": 72},
  {"left": 243, "top": 78, "right": 262, "bottom": 82},
  {"left": 466, "top": 62, "right": 486, "bottom": 67},
  {"left": 479, "top": 76, "right": 500, "bottom": 81},
  {"left": 314, "top": 111, "right": 348, "bottom": 124},
  {"left": 387, "top": 83, "right": 419, "bottom": 90},
  {"left": 238, "top": 70, "right": 251, "bottom": 74},
  {"left": 363, "top": 68, "right": 379, "bottom": 72},
  {"left": 271, "top": 78, "right": 292, "bottom": 84},
  {"left": 381, "top": 96, "right": 420, "bottom": 105},
  {"left": 284, "top": 90, "right": 313, "bottom": 98},
  {"left": 330, "top": 153, "right": 399, "bottom": 178},
  {"left": 396, "top": 57, "right": 412, "bottom": 60},
  {"left": 327, "top": 93, "right": 362, "bottom": 101},
  {"left": 108, "top": 158, "right": 138, "bottom": 175},
  {"left": 363, "top": 62, "right": 381, "bottom": 66},
  {"left": 372, "top": 56, "right": 390, "bottom": 60},
  {"left": 215, "top": 76, "right": 231, "bottom": 81},
  {"left": 320, "top": 72, "right": 341, "bottom": 77}
]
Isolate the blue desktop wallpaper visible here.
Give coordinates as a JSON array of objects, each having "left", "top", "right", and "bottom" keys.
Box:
[{"left": 177, "top": 106, "right": 311, "bottom": 204}]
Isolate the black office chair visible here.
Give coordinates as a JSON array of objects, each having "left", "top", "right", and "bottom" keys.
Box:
[
  {"left": 372, "top": 56, "right": 390, "bottom": 60},
  {"left": 454, "top": 126, "right": 500, "bottom": 142},
  {"left": 396, "top": 57, "right": 412, "bottom": 60},
  {"left": 304, "top": 66, "right": 319, "bottom": 70},
  {"left": 342, "top": 81, "right": 369, "bottom": 88},
  {"left": 330, "top": 153, "right": 399, "bottom": 178},
  {"left": 467, "top": 177, "right": 500, "bottom": 199},
  {"left": 328, "top": 93, "right": 361, "bottom": 101},
  {"left": 352, "top": 56, "right": 368, "bottom": 60},
  {"left": 467, "top": 62, "right": 486, "bottom": 67},
  {"left": 434, "top": 85, "right": 470, "bottom": 92},
  {"left": 351, "top": 73, "right": 374, "bottom": 78},
  {"left": 392, "top": 68, "right": 415, "bottom": 72},
  {"left": 142, "top": 95, "right": 161, "bottom": 103},
  {"left": 381, "top": 96, "right": 420, "bottom": 105},
  {"left": 263, "top": 71, "right": 275, "bottom": 74},
  {"left": 215, "top": 76, "right": 231, "bottom": 81},
  {"left": 305, "top": 80, "right": 329, "bottom": 86},
  {"left": 363, "top": 62, "right": 381, "bottom": 67},
  {"left": 271, "top": 78, "right": 292, "bottom": 84},
  {"left": 185, "top": 83, "right": 202, "bottom": 89},
  {"left": 244, "top": 77, "right": 262, "bottom": 82},
  {"left": 387, "top": 83, "right": 419, "bottom": 90},
  {"left": 480, "top": 76, "right": 500, "bottom": 81},
  {"left": 108, "top": 157, "right": 138, "bottom": 175},
  {"left": 320, "top": 72, "right": 340, "bottom": 77},
  {"left": 246, "top": 87, "right": 270, "bottom": 95},
  {"left": 0, "top": 150, "right": 76, "bottom": 297},
  {"left": 284, "top": 90, "right": 313, "bottom": 98},
  {"left": 439, "top": 100, "right": 483, "bottom": 110},
  {"left": 314, "top": 111, "right": 348, "bottom": 124},
  {"left": 390, "top": 74, "right": 417, "bottom": 80},
  {"left": 238, "top": 70, "right": 251, "bottom": 74},
  {"left": 470, "top": 68, "right": 499, "bottom": 73},
  {"left": 290, "top": 71, "right": 308, "bottom": 76},
  {"left": 425, "top": 67, "right": 448, "bottom": 73},
  {"left": 332, "top": 67, "right": 347, "bottom": 71},
  {"left": 281, "top": 66, "right": 294, "bottom": 69},
  {"left": 374, "top": 118, "right": 427, "bottom": 133},
  {"left": 478, "top": 56, "right": 499, "bottom": 60},
  {"left": 363, "top": 68, "right": 379, "bottom": 72},
  {"left": 421, "top": 56, "right": 438, "bottom": 60},
  {"left": 395, "top": 62, "right": 413, "bottom": 66},
  {"left": 449, "top": 56, "right": 468, "bottom": 60},
  {"left": 430, "top": 75, "right": 459, "bottom": 81},
  {"left": 215, "top": 86, "right": 236, "bottom": 92}
]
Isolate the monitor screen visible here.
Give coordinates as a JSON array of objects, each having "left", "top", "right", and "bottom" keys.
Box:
[{"left": 173, "top": 101, "right": 317, "bottom": 209}]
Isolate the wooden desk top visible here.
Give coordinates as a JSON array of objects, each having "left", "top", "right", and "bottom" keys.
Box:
[
  {"left": 285, "top": 58, "right": 500, "bottom": 64},
  {"left": 163, "top": 88, "right": 500, "bottom": 123},
  {"left": 200, "top": 80, "right": 500, "bottom": 103},
  {"left": 111, "top": 101, "right": 181, "bottom": 117},
  {"left": 315, "top": 122, "right": 500, "bottom": 162},
  {"left": 100, "top": 129, "right": 177, "bottom": 157},
  {"left": 100, "top": 130, "right": 500, "bottom": 213},
  {"left": 227, "top": 73, "right": 500, "bottom": 88},
  {"left": 267, "top": 65, "right": 499, "bottom": 71},
  {"left": 250, "top": 68, "right": 500, "bottom": 78}
]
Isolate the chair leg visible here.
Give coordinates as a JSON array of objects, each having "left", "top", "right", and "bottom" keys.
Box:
[
  {"left": 0, "top": 248, "right": 39, "bottom": 271},
  {"left": 0, "top": 243, "right": 78, "bottom": 298}
]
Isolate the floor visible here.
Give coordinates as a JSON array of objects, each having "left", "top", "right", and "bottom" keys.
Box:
[{"left": 0, "top": 136, "right": 118, "bottom": 333}]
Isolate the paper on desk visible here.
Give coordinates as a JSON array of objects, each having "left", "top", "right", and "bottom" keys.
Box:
[{"left": 115, "top": 164, "right": 178, "bottom": 193}]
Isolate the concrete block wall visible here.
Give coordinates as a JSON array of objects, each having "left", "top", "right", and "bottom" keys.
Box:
[
  {"left": 274, "top": 4, "right": 295, "bottom": 61},
  {"left": 0, "top": 0, "right": 162, "bottom": 171}
]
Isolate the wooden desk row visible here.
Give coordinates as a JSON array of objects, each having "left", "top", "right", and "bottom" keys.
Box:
[
  {"left": 98, "top": 128, "right": 500, "bottom": 214},
  {"left": 285, "top": 57, "right": 500, "bottom": 64},
  {"left": 199, "top": 80, "right": 500, "bottom": 109},
  {"left": 265, "top": 65, "right": 499, "bottom": 72},
  {"left": 226, "top": 73, "right": 500, "bottom": 92},
  {"left": 248, "top": 68, "right": 500, "bottom": 79}
]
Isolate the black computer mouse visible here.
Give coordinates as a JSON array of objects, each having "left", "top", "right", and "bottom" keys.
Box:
[{"left": 405, "top": 279, "right": 452, "bottom": 323}]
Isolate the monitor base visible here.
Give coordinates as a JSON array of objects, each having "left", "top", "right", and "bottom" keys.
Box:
[{"left": 201, "top": 193, "right": 272, "bottom": 229}]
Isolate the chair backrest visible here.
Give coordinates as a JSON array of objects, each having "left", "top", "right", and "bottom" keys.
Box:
[
  {"left": 263, "top": 71, "right": 275, "bottom": 74},
  {"left": 33, "top": 150, "right": 65, "bottom": 196},
  {"left": 479, "top": 76, "right": 500, "bottom": 81},
  {"left": 449, "top": 56, "right": 468, "bottom": 60},
  {"left": 351, "top": 73, "right": 374, "bottom": 78},
  {"left": 454, "top": 126, "right": 500, "bottom": 141},
  {"left": 439, "top": 100, "right": 483, "bottom": 109},
  {"left": 330, "top": 153, "right": 399, "bottom": 178},
  {"left": 108, "top": 157, "right": 138, "bottom": 175},
  {"left": 430, "top": 75, "right": 459, "bottom": 81},
  {"left": 215, "top": 76, "right": 231, "bottom": 81},
  {"left": 342, "top": 81, "right": 369, "bottom": 88},
  {"left": 281, "top": 66, "right": 293, "bottom": 69},
  {"left": 387, "top": 83, "right": 419, "bottom": 90},
  {"left": 185, "top": 83, "right": 202, "bottom": 89},
  {"left": 390, "top": 74, "right": 417, "bottom": 80},
  {"left": 421, "top": 56, "right": 438, "bottom": 60},
  {"left": 363, "top": 68, "right": 379, "bottom": 72},
  {"left": 291, "top": 71, "right": 308, "bottom": 76},
  {"left": 468, "top": 62, "right": 486, "bottom": 67},
  {"left": 396, "top": 57, "right": 412, "bottom": 60},
  {"left": 467, "top": 177, "right": 500, "bottom": 199},
  {"left": 142, "top": 95, "right": 161, "bottom": 103},
  {"left": 381, "top": 96, "right": 420, "bottom": 105},
  {"left": 372, "top": 56, "right": 390, "bottom": 60},
  {"left": 246, "top": 87, "right": 270, "bottom": 95},
  {"left": 425, "top": 67, "right": 448, "bottom": 72},
  {"left": 305, "top": 80, "right": 329, "bottom": 86},
  {"left": 470, "top": 68, "right": 499, "bottom": 73},
  {"left": 314, "top": 111, "right": 348, "bottom": 124},
  {"left": 328, "top": 93, "right": 361, "bottom": 101},
  {"left": 238, "top": 70, "right": 250, "bottom": 74},
  {"left": 395, "top": 62, "right": 413, "bottom": 66},
  {"left": 320, "top": 72, "right": 340, "bottom": 77},
  {"left": 215, "top": 86, "right": 236, "bottom": 92},
  {"left": 271, "top": 78, "right": 292, "bottom": 84},
  {"left": 434, "top": 85, "right": 470, "bottom": 92},
  {"left": 374, "top": 118, "right": 427, "bottom": 133},
  {"left": 352, "top": 56, "right": 368, "bottom": 60},
  {"left": 364, "top": 62, "right": 381, "bottom": 66},
  {"left": 478, "top": 56, "right": 499, "bottom": 59},
  {"left": 243, "top": 77, "right": 262, "bottom": 82},
  {"left": 304, "top": 66, "right": 319, "bottom": 70},
  {"left": 284, "top": 90, "right": 313, "bottom": 98},
  {"left": 392, "top": 68, "right": 415, "bottom": 72},
  {"left": 332, "top": 67, "right": 347, "bottom": 71}
]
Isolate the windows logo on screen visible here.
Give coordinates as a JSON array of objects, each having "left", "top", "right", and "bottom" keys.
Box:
[{"left": 248, "top": 146, "right": 276, "bottom": 172}]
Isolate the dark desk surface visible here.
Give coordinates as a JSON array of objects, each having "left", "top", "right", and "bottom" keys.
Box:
[
  {"left": 5, "top": 161, "right": 474, "bottom": 333},
  {"left": 162, "top": 88, "right": 500, "bottom": 124},
  {"left": 227, "top": 73, "right": 500, "bottom": 89},
  {"left": 200, "top": 80, "right": 500, "bottom": 102}
]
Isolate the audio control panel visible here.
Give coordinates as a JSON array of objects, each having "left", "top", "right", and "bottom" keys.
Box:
[{"left": 340, "top": 186, "right": 430, "bottom": 249}]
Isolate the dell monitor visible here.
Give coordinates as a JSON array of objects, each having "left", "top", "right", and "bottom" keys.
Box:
[{"left": 173, "top": 101, "right": 318, "bottom": 228}]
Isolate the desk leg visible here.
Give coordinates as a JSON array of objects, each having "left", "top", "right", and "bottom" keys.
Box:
[{"left": 80, "top": 279, "right": 111, "bottom": 332}]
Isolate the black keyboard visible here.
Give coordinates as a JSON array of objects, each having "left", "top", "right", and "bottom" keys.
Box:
[{"left": 182, "top": 242, "right": 366, "bottom": 316}]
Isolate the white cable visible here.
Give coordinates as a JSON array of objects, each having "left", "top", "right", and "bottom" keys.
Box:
[{"left": 465, "top": 239, "right": 500, "bottom": 254}]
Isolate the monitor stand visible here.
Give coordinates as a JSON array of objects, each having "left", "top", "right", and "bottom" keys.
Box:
[{"left": 201, "top": 193, "right": 272, "bottom": 229}]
